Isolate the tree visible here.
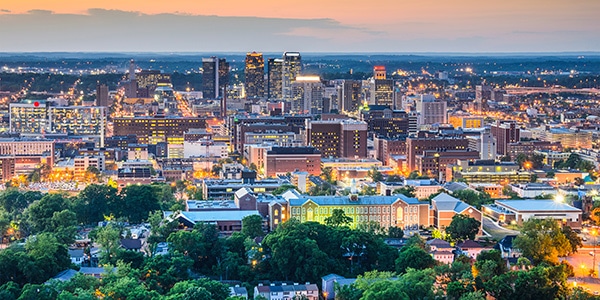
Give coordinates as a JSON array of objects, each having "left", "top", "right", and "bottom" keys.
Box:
[
  {"left": 361, "top": 280, "right": 408, "bottom": 300},
  {"left": 73, "top": 184, "right": 119, "bottom": 225},
  {"left": 386, "top": 175, "right": 402, "bottom": 182},
  {"left": 474, "top": 250, "right": 507, "bottom": 282},
  {"left": 485, "top": 265, "right": 571, "bottom": 300},
  {"left": 590, "top": 207, "right": 600, "bottom": 225},
  {"left": 397, "top": 268, "right": 436, "bottom": 299},
  {"left": 321, "top": 167, "right": 335, "bottom": 184},
  {"left": 143, "top": 254, "right": 193, "bottom": 294},
  {"left": 393, "top": 186, "right": 416, "bottom": 198},
  {"left": 446, "top": 215, "right": 481, "bottom": 242},
  {"left": 50, "top": 210, "right": 78, "bottom": 245},
  {"left": 167, "top": 223, "right": 225, "bottom": 274},
  {"left": 0, "top": 189, "right": 41, "bottom": 215},
  {"left": 499, "top": 155, "right": 511, "bottom": 162},
  {"left": 388, "top": 227, "right": 404, "bottom": 239},
  {"left": 241, "top": 215, "right": 264, "bottom": 239},
  {"left": 25, "top": 193, "right": 71, "bottom": 234},
  {"left": 324, "top": 209, "right": 352, "bottom": 227},
  {"left": 452, "top": 189, "right": 490, "bottom": 209},
  {"left": 24, "top": 233, "right": 71, "bottom": 284},
  {"left": 94, "top": 224, "right": 123, "bottom": 265},
  {"left": 513, "top": 218, "right": 572, "bottom": 264},
  {"left": 367, "top": 167, "right": 383, "bottom": 182},
  {"left": 119, "top": 185, "right": 160, "bottom": 223},
  {"left": 395, "top": 246, "right": 436, "bottom": 274},
  {"left": 561, "top": 226, "right": 582, "bottom": 254},
  {"left": 271, "top": 184, "right": 298, "bottom": 195}
]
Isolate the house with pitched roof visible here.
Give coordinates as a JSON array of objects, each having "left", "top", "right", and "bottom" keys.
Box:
[
  {"left": 431, "top": 193, "right": 483, "bottom": 231},
  {"left": 254, "top": 283, "right": 319, "bottom": 300}
]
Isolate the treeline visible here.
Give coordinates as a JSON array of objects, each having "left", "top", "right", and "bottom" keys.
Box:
[
  {"left": 0, "top": 184, "right": 594, "bottom": 300},
  {"left": 0, "top": 184, "right": 182, "bottom": 244},
  {"left": 0, "top": 72, "right": 204, "bottom": 94}
]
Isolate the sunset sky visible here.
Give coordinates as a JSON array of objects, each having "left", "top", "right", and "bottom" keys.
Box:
[{"left": 0, "top": 0, "right": 598, "bottom": 52}]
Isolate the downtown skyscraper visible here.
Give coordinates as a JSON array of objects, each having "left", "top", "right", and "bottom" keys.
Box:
[
  {"left": 281, "top": 52, "right": 302, "bottom": 102},
  {"left": 202, "top": 57, "right": 229, "bottom": 99},
  {"left": 244, "top": 52, "right": 265, "bottom": 99},
  {"left": 267, "top": 58, "right": 283, "bottom": 100}
]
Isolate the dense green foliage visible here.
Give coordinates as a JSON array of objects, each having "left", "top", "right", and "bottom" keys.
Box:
[
  {"left": 446, "top": 215, "right": 481, "bottom": 242},
  {"left": 0, "top": 185, "right": 594, "bottom": 299}
]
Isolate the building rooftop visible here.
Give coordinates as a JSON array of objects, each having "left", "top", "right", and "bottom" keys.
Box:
[
  {"left": 177, "top": 210, "right": 261, "bottom": 223},
  {"left": 268, "top": 147, "right": 320, "bottom": 155},
  {"left": 187, "top": 200, "right": 238, "bottom": 210},
  {"left": 286, "top": 193, "right": 424, "bottom": 207},
  {"left": 496, "top": 200, "right": 581, "bottom": 212}
]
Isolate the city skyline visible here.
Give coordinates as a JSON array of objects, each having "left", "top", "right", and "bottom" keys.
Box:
[{"left": 0, "top": 0, "right": 598, "bottom": 52}]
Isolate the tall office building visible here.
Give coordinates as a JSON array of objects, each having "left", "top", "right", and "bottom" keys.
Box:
[
  {"left": 339, "top": 80, "right": 362, "bottom": 113},
  {"left": 474, "top": 84, "right": 492, "bottom": 113},
  {"left": 491, "top": 120, "right": 520, "bottom": 156},
  {"left": 218, "top": 59, "right": 230, "bottom": 97},
  {"left": 124, "top": 59, "right": 138, "bottom": 98},
  {"left": 282, "top": 52, "right": 302, "bottom": 102},
  {"left": 467, "top": 129, "right": 497, "bottom": 160},
  {"left": 306, "top": 119, "right": 368, "bottom": 158},
  {"left": 202, "top": 57, "right": 229, "bottom": 99},
  {"left": 96, "top": 84, "right": 109, "bottom": 107},
  {"left": 369, "top": 66, "right": 395, "bottom": 108},
  {"left": 244, "top": 52, "right": 265, "bottom": 99},
  {"left": 267, "top": 58, "right": 283, "bottom": 100},
  {"left": 373, "top": 66, "right": 387, "bottom": 80},
  {"left": 418, "top": 100, "right": 448, "bottom": 125},
  {"left": 136, "top": 70, "right": 171, "bottom": 98},
  {"left": 291, "top": 76, "right": 324, "bottom": 114},
  {"left": 10, "top": 101, "right": 107, "bottom": 146}
]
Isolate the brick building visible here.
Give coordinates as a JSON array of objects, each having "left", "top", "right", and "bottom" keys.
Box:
[
  {"left": 406, "top": 132, "right": 469, "bottom": 171},
  {"left": 306, "top": 119, "right": 367, "bottom": 158},
  {"left": 265, "top": 147, "right": 321, "bottom": 177},
  {"left": 491, "top": 120, "right": 520, "bottom": 156}
]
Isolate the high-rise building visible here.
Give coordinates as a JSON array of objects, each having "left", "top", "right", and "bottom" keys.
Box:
[
  {"left": 244, "top": 52, "right": 265, "bottom": 99},
  {"left": 47, "top": 106, "right": 107, "bottom": 146},
  {"left": 282, "top": 52, "right": 302, "bottom": 102},
  {"left": 474, "top": 84, "right": 492, "bottom": 113},
  {"left": 361, "top": 107, "right": 411, "bottom": 139},
  {"left": 202, "top": 57, "right": 229, "bottom": 99},
  {"left": 291, "top": 76, "right": 324, "bottom": 114},
  {"left": 267, "top": 58, "right": 283, "bottom": 100},
  {"left": 406, "top": 132, "right": 470, "bottom": 171},
  {"left": 306, "top": 119, "right": 368, "bottom": 158},
  {"left": 491, "top": 120, "right": 520, "bottom": 156},
  {"left": 467, "top": 129, "right": 497, "bottom": 160},
  {"left": 124, "top": 59, "right": 138, "bottom": 98},
  {"left": 368, "top": 66, "right": 395, "bottom": 108},
  {"left": 113, "top": 116, "right": 206, "bottom": 145},
  {"left": 96, "top": 84, "right": 109, "bottom": 107},
  {"left": 373, "top": 66, "right": 387, "bottom": 80},
  {"left": 10, "top": 101, "right": 107, "bottom": 146},
  {"left": 9, "top": 101, "right": 48, "bottom": 136},
  {"left": 218, "top": 59, "right": 230, "bottom": 97},
  {"left": 339, "top": 80, "right": 362, "bottom": 113},
  {"left": 136, "top": 70, "right": 171, "bottom": 98},
  {"left": 418, "top": 100, "right": 448, "bottom": 125}
]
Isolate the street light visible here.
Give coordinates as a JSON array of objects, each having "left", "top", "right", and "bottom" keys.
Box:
[
  {"left": 593, "top": 230, "right": 597, "bottom": 277},
  {"left": 554, "top": 194, "right": 565, "bottom": 203}
]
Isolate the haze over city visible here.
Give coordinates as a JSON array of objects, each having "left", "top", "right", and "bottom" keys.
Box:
[
  {"left": 0, "top": 0, "right": 599, "bottom": 52},
  {"left": 1, "top": 0, "right": 600, "bottom": 299}
]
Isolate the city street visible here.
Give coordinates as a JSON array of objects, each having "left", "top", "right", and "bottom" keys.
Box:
[
  {"left": 564, "top": 249, "right": 600, "bottom": 294},
  {"left": 482, "top": 216, "right": 519, "bottom": 239}
]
